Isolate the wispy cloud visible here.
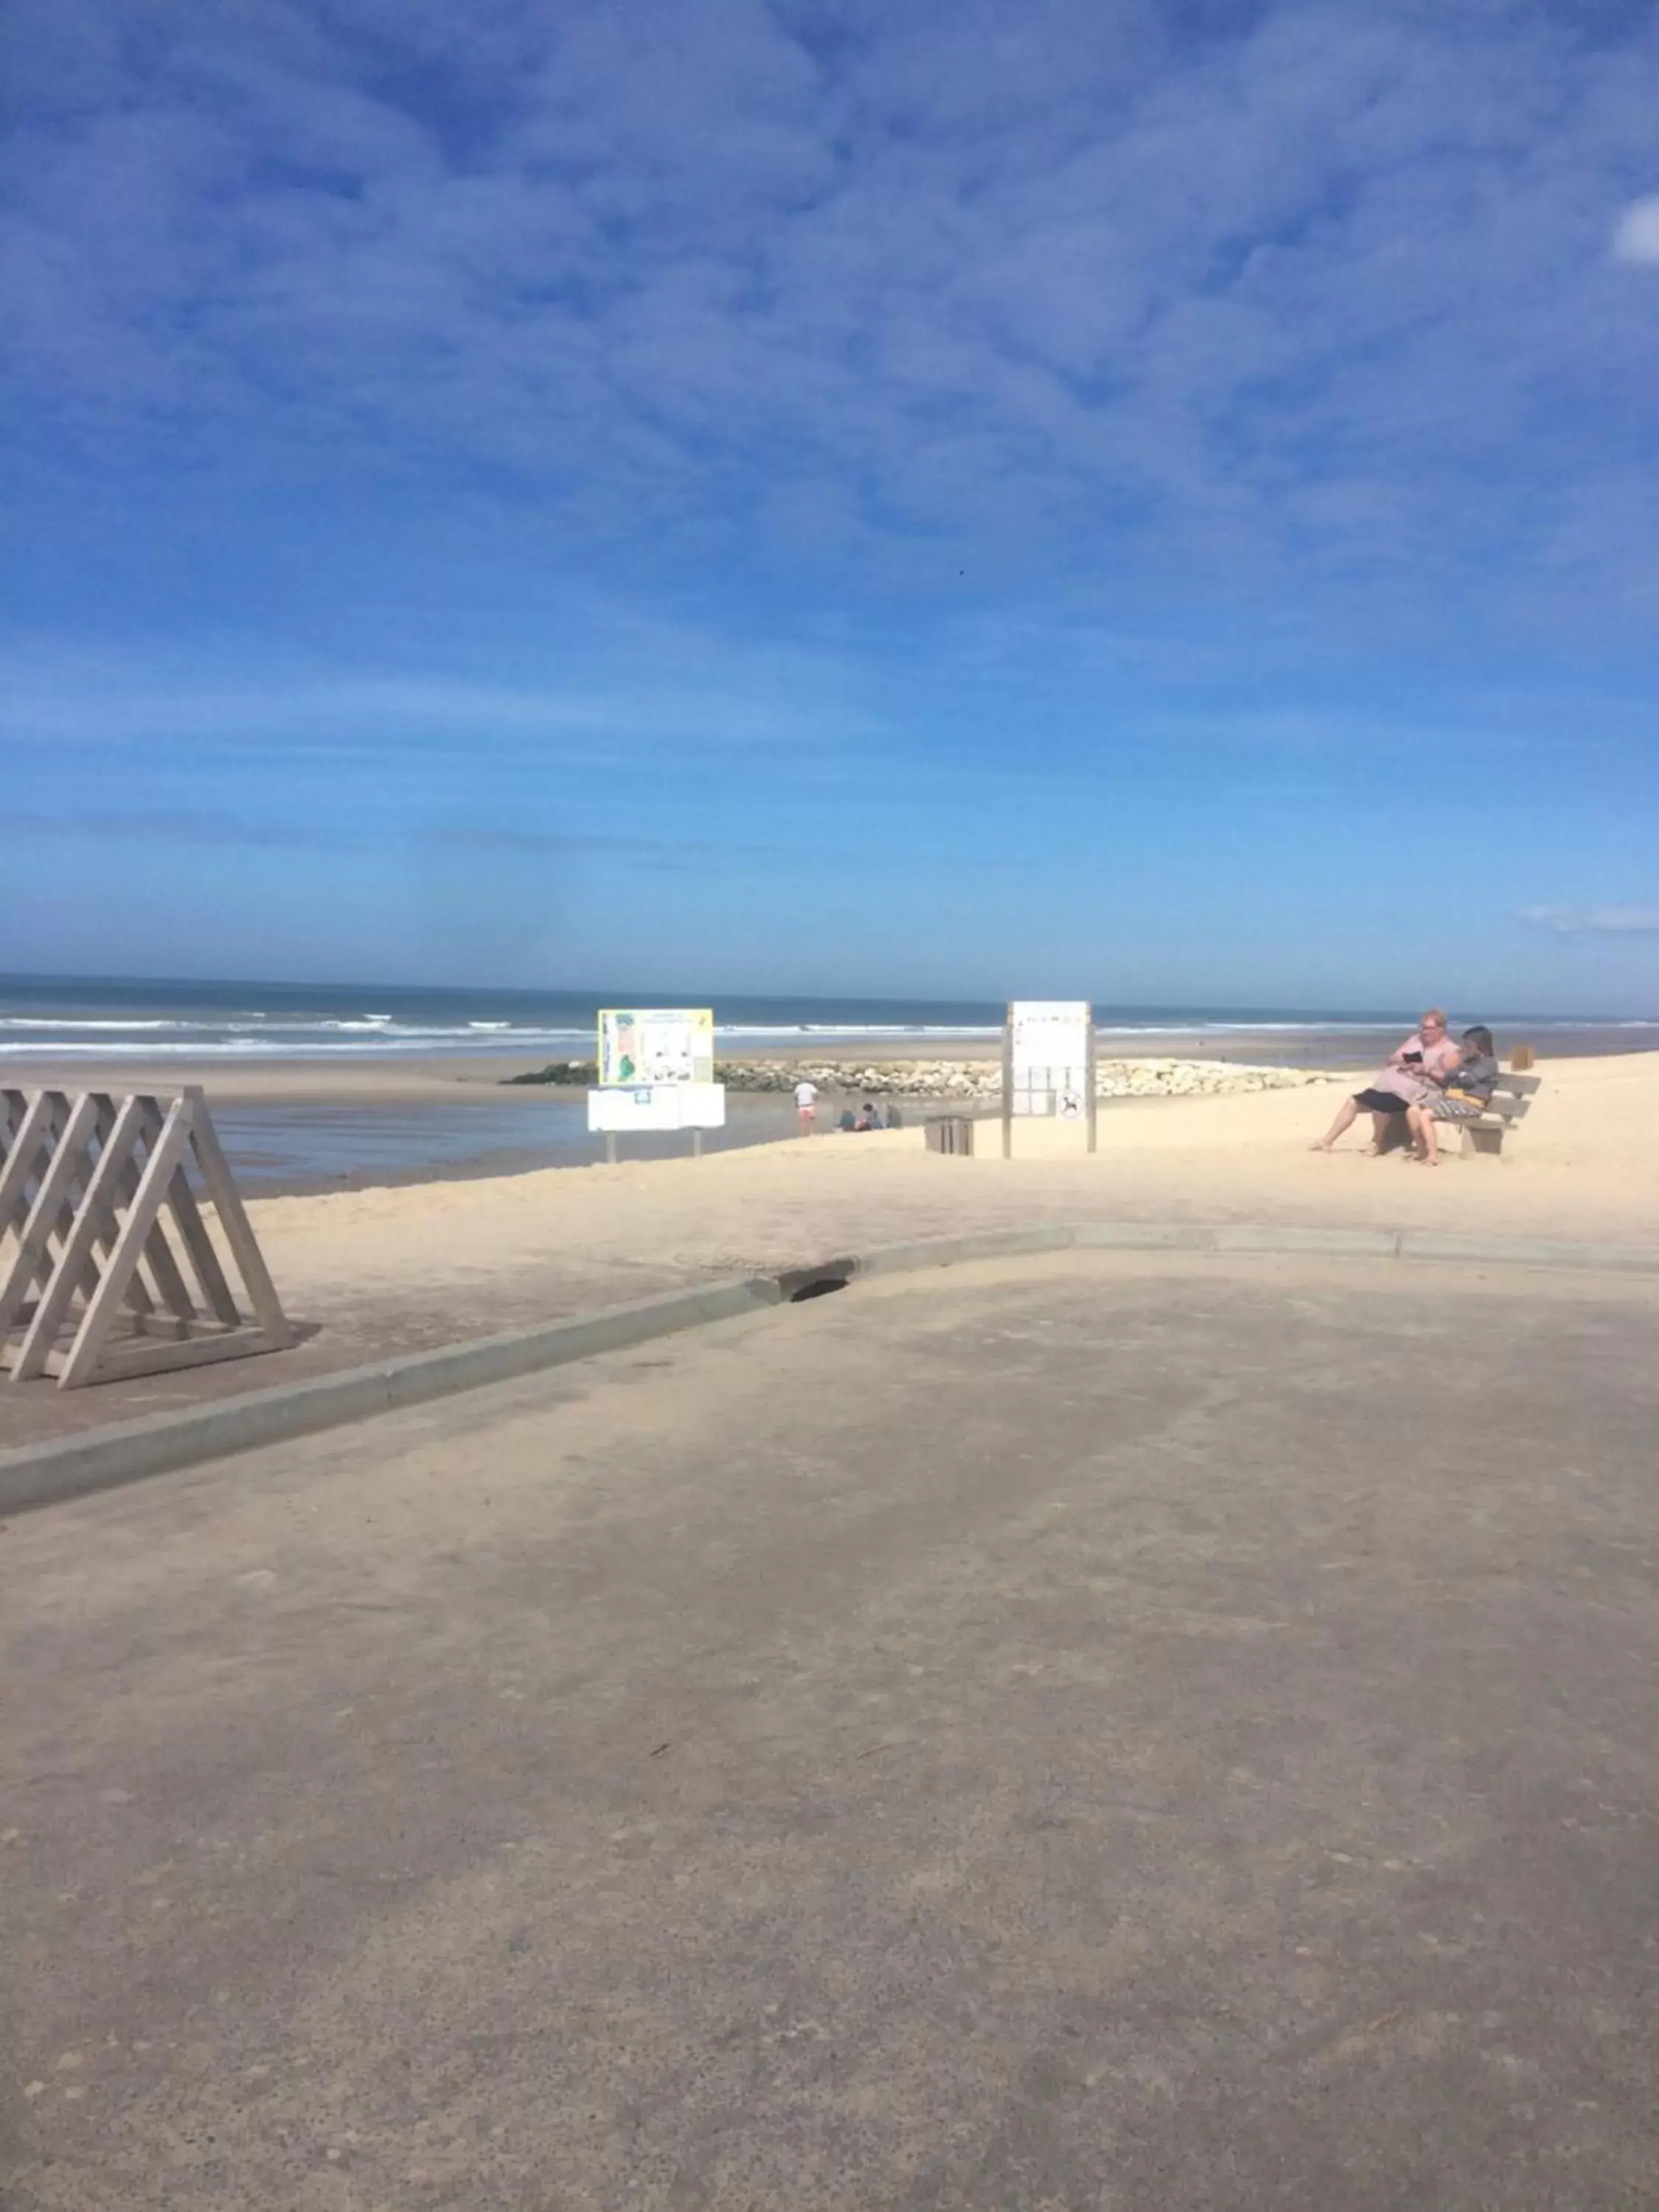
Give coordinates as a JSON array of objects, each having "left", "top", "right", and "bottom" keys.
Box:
[
  {"left": 0, "top": 645, "right": 888, "bottom": 755},
  {"left": 1, "top": 806, "right": 356, "bottom": 849},
  {"left": 1612, "top": 197, "right": 1659, "bottom": 268},
  {"left": 5, "top": 0, "right": 1659, "bottom": 622},
  {"left": 416, "top": 824, "right": 802, "bottom": 872},
  {"left": 1520, "top": 904, "right": 1659, "bottom": 936}
]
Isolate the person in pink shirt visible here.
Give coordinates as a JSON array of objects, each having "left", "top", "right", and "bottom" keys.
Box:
[{"left": 1311, "top": 1009, "right": 1461, "bottom": 1154}]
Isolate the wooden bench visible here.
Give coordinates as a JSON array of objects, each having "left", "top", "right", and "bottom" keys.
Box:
[{"left": 1441, "top": 1069, "right": 1542, "bottom": 1157}]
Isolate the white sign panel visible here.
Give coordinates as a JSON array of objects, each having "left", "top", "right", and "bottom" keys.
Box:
[
  {"left": 1009, "top": 1000, "right": 1091, "bottom": 1117},
  {"left": 587, "top": 1083, "right": 727, "bottom": 1134}
]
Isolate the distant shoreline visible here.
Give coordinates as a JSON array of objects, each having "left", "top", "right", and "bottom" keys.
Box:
[{"left": 5, "top": 1015, "right": 1656, "bottom": 1103}]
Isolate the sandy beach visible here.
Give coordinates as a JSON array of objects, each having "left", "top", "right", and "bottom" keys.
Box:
[
  {"left": 7, "top": 1047, "right": 1657, "bottom": 1453},
  {"left": 248, "top": 1046, "right": 1659, "bottom": 1297}
]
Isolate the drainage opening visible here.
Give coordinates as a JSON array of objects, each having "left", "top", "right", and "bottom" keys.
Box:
[{"left": 778, "top": 1260, "right": 856, "bottom": 1304}]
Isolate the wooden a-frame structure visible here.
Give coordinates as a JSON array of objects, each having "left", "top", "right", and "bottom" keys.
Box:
[{"left": 0, "top": 1086, "right": 292, "bottom": 1389}]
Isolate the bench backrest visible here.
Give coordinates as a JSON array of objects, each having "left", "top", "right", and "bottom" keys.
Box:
[{"left": 1483, "top": 1070, "right": 1543, "bottom": 1121}]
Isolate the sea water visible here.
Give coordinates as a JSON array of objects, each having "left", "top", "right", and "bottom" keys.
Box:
[
  {"left": 4, "top": 975, "right": 1654, "bottom": 1193},
  {"left": 5, "top": 974, "right": 1652, "bottom": 1063}
]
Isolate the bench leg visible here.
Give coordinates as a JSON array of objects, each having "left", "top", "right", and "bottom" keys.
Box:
[{"left": 1460, "top": 1123, "right": 1505, "bottom": 1158}]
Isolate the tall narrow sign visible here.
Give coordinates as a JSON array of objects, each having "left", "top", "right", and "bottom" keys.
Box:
[{"left": 1002, "top": 1002, "right": 1097, "bottom": 1158}]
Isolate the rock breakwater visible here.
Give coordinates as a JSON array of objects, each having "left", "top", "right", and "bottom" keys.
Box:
[
  {"left": 714, "top": 1058, "right": 1333, "bottom": 1101},
  {"left": 507, "top": 1057, "right": 1335, "bottom": 1099}
]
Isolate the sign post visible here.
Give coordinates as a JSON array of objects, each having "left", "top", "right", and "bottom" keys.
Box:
[
  {"left": 589, "top": 1009, "right": 723, "bottom": 1162},
  {"left": 1003, "top": 1001, "right": 1096, "bottom": 1158}
]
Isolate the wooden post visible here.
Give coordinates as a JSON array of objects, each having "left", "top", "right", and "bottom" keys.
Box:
[
  {"left": 1001, "top": 1003, "right": 1015, "bottom": 1160},
  {"left": 1085, "top": 1007, "right": 1098, "bottom": 1155},
  {"left": 605, "top": 1133, "right": 618, "bottom": 1166}
]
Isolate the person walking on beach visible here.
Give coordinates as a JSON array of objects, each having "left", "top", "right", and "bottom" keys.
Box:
[
  {"left": 793, "top": 1077, "right": 820, "bottom": 1134},
  {"left": 1311, "top": 1009, "right": 1461, "bottom": 1154}
]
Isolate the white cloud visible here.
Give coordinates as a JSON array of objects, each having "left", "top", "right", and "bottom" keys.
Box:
[
  {"left": 1612, "top": 195, "right": 1659, "bottom": 267},
  {"left": 1520, "top": 904, "right": 1659, "bottom": 935},
  {"left": 6, "top": 1, "right": 1659, "bottom": 623}
]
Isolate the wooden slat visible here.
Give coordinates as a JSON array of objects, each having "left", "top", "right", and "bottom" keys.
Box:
[
  {"left": 29, "top": 1095, "right": 150, "bottom": 1315},
  {"left": 0, "top": 1093, "right": 103, "bottom": 1348},
  {"left": 9, "top": 1097, "right": 150, "bottom": 1382},
  {"left": 61, "top": 1326, "right": 285, "bottom": 1384},
  {"left": 184, "top": 1092, "right": 292, "bottom": 1347},
  {"left": 130, "top": 1111, "right": 198, "bottom": 1321},
  {"left": 55, "top": 1102, "right": 193, "bottom": 1388},
  {"left": 0, "top": 1091, "right": 65, "bottom": 1241},
  {"left": 158, "top": 1120, "right": 242, "bottom": 1327}
]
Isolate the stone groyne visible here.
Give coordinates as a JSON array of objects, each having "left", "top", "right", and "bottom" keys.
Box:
[{"left": 509, "top": 1058, "right": 1334, "bottom": 1100}]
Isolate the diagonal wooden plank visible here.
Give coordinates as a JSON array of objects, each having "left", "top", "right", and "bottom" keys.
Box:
[
  {"left": 0, "top": 1091, "right": 66, "bottom": 1242},
  {"left": 185, "top": 1091, "right": 292, "bottom": 1346},
  {"left": 0, "top": 1093, "right": 103, "bottom": 1349},
  {"left": 129, "top": 1101, "right": 199, "bottom": 1322},
  {"left": 30, "top": 1094, "right": 148, "bottom": 1314},
  {"left": 53, "top": 1101, "right": 192, "bottom": 1388},
  {"left": 9, "top": 1096, "right": 150, "bottom": 1382},
  {"left": 164, "top": 1165, "right": 242, "bottom": 1327}
]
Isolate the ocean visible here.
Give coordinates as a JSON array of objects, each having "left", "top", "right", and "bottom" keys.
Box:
[
  {"left": 4, "top": 975, "right": 1654, "bottom": 1194},
  {"left": 4, "top": 974, "right": 1654, "bottom": 1062}
]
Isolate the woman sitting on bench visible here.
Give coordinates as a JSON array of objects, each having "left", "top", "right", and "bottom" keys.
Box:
[
  {"left": 1405, "top": 1026, "right": 1499, "bottom": 1166},
  {"left": 1310, "top": 1009, "right": 1461, "bottom": 1154}
]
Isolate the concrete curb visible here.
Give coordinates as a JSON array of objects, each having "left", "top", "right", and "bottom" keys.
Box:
[
  {"left": 5, "top": 1225, "right": 1658, "bottom": 1515},
  {"left": 0, "top": 1276, "right": 782, "bottom": 1517}
]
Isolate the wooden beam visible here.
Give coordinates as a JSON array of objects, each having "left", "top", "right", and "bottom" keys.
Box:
[
  {"left": 0, "top": 1091, "right": 64, "bottom": 1242},
  {"left": 10, "top": 1096, "right": 150, "bottom": 1382},
  {"left": 55, "top": 1101, "right": 193, "bottom": 1388},
  {"left": 0, "top": 1093, "right": 102, "bottom": 1350},
  {"left": 184, "top": 1091, "right": 292, "bottom": 1347},
  {"left": 58, "top": 1326, "right": 287, "bottom": 1384}
]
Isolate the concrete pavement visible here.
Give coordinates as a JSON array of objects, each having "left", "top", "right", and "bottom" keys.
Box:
[{"left": 6, "top": 1251, "right": 1659, "bottom": 2209}]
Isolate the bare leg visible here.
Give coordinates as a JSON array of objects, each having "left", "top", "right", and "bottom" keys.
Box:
[
  {"left": 1409, "top": 1104, "right": 1439, "bottom": 1165},
  {"left": 1312, "top": 1096, "right": 1361, "bottom": 1150},
  {"left": 1363, "top": 1111, "right": 1395, "bottom": 1154}
]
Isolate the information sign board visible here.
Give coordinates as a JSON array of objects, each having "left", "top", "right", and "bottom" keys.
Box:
[
  {"left": 586, "top": 1083, "right": 726, "bottom": 1134},
  {"left": 1003, "top": 1001, "right": 1096, "bottom": 1155},
  {"left": 597, "top": 1008, "right": 714, "bottom": 1088}
]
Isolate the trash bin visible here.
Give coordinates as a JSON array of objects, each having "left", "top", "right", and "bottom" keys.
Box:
[{"left": 925, "top": 1114, "right": 975, "bottom": 1156}]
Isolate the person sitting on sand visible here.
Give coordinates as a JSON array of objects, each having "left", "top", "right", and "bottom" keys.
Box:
[
  {"left": 1405, "top": 1026, "right": 1500, "bottom": 1166},
  {"left": 1311, "top": 1009, "right": 1462, "bottom": 1154},
  {"left": 855, "top": 1099, "right": 881, "bottom": 1132}
]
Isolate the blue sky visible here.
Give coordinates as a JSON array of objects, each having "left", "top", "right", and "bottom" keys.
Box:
[{"left": 4, "top": 0, "right": 1659, "bottom": 1010}]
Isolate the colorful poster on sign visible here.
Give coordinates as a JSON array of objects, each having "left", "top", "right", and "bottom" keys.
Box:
[{"left": 597, "top": 1008, "right": 714, "bottom": 1088}]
